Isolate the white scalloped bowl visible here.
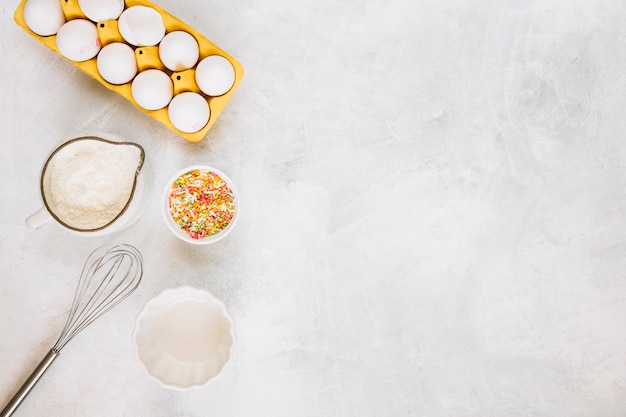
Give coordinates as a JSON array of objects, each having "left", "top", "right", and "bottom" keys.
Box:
[{"left": 133, "top": 286, "right": 235, "bottom": 390}]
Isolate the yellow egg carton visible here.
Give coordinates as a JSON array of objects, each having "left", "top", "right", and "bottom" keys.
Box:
[{"left": 14, "top": 0, "right": 244, "bottom": 142}]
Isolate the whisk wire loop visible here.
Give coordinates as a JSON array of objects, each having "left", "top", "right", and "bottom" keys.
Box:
[{"left": 53, "top": 244, "right": 143, "bottom": 351}]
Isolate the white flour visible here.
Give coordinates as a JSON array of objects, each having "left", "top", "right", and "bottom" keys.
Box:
[{"left": 47, "top": 139, "right": 142, "bottom": 230}]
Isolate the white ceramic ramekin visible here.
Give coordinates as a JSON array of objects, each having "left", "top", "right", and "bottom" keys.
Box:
[
  {"left": 162, "top": 165, "right": 239, "bottom": 244},
  {"left": 133, "top": 286, "right": 235, "bottom": 390}
]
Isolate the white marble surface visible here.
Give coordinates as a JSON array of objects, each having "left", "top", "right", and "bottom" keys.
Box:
[{"left": 2, "top": 0, "right": 626, "bottom": 415}]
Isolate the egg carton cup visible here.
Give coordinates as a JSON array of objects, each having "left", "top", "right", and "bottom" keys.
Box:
[{"left": 14, "top": 0, "right": 244, "bottom": 142}]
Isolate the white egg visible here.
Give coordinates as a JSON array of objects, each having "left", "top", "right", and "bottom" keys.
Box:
[
  {"left": 118, "top": 6, "right": 165, "bottom": 47},
  {"left": 97, "top": 42, "right": 137, "bottom": 85},
  {"left": 167, "top": 92, "right": 210, "bottom": 133},
  {"left": 55, "top": 19, "right": 101, "bottom": 62},
  {"left": 131, "top": 69, "right": 173, "bottom": 110},
  {"left": 195, "top": 55, "right": 236, "bottom": 97},
  {"left": 158, "top": 31, "right": 199, "bottom": 72},
  {"left": 23, "top": 0, "right": 66, "bottom": 36},
  {"left": 78, "top": 0, "right": 124, "bottom": 22}
]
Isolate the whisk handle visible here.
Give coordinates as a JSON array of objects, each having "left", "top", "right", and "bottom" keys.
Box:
[{"left": 0, "top": 349, "right": 59, "bottom": 417}]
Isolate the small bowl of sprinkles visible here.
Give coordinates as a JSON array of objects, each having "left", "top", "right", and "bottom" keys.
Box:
[{"left": 163, "top": 165, "right": 238, "bottom": 244}]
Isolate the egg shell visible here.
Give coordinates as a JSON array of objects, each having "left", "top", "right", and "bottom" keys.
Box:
[
  {"left": 168, "top": 92, "right": 210, "bottom": 134},
  {"left": 118, "top": 5, "right": 166, "bottom": 46},
  {"left": 78, "top": 0, "right": 124, "bottom": 22},
  {"left": 159, "top": 31, "right": 200, "bottom": 72},
  {"left": 195, "top": 55, "right": 236, "bottom": 97},
  {"left": 131, "top": 69, "right": 173, "bottom": 111},
  {"left": 56, "top": 19, "right": 101, "bottom": 62},
  {"left": 97, "top": 42, "right": 137, "bottom": 85},
  {"left": 23, "top": 0, "right": 65, "bottom": 36}
]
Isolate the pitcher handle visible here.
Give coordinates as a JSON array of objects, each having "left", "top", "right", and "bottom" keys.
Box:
[{"left": 26, "top": 207, "right": 52, "bottom": 230}]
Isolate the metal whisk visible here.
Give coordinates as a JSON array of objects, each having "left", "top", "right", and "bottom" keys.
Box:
[{"left": 0, "top": 244, "right": 143, "bottom": 417}]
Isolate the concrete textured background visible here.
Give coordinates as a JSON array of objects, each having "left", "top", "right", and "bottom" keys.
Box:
[{"left": 2, "top": 0, "right": 626, "bottom": 415}]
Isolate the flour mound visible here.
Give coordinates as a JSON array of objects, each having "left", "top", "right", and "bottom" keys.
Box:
[{"left": 48, "top": 139, "right": 141, "bottom": 230}]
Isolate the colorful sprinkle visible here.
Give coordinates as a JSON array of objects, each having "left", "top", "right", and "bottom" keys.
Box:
[{"left": 168, "top": 169, "right": 236, "bottom": 239}]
